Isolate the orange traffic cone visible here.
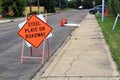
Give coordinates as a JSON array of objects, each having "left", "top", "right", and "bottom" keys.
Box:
[
  {"left": 64, "top": 17, "right": 68, "bottom": 24},
  {"left": 104, "top": 9, "right": 108, "bottom": 16},
  {"left": 0, "top": 14, "right": 2, "bottom": 19},
  {"left": 60, "top": 19, "right": 64, "bottom": 26}
]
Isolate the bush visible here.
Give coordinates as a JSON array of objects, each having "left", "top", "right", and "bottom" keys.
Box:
[
  {"left": 0, "top": 0, "right": 27, "bottom": 17},
  {"left": 28, "top": 11, "right": 38, "bottom": 15},
  {"left": 42, "top": 0, "right": 56, "bottom": 13},
  {"left": 108, "top": 0, "right": 120, "bottom": 16}
]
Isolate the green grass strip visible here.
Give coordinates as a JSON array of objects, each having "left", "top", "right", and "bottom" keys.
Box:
[{"left": 96, "top": 14, "right": 120, "bottom": 71}]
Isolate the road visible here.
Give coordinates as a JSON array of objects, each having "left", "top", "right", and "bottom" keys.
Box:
[{"left": 0, "top": 9, "right": 88, "bottom": 80}]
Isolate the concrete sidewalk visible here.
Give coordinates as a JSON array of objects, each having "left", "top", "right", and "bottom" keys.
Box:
[{"left": 32, "top": 13, "right": 119, "bottom": 80}]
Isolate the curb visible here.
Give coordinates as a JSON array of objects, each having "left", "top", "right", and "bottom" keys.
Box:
[
  {"left": 0, "top": 19, "right": 13, "bottom": 24},
  {"left": 0, "top": 13, "right": 55, "bottom": 24}
]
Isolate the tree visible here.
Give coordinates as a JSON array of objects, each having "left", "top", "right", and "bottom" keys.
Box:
[
  {"left": 68, "top": 0, "right": 92, "bottom": 9},
  {"left": 54, "top": 0, "right": 68, "bottom": 9},
  {"left": 68, "top": 0, "right": 75, "bottom": 8},
  {"left": 83, "top": 0, "right": 93, "bottom": 8},
  {"left": 61, "top": 0, "right": 68, "bottom": 9},
  {"left": 42, "top": 0, "right": 56, "bottom": 13},
  {"left": 0, "top": 0, "right": 27, "bottom": 17},
  {"left": 27, "top": 0, "right": 37, "bottom": 13},
  {"left": 75, "top": 0, "right": 82, "bottom": 8},
  {"left": 95, "top": 0, "right": 108, "bottom": 6},
  {"left": 95, "top": 0, "right": 101, "bottom": 6},
  {"left": 82, "top": 0, "right": 108, "bottom": 9},
  {"left": 108, "top": 0, "right": 120, "bottom": 16},
  {"left": 68, "top": 0, "right": 82, "bottom": 8}
]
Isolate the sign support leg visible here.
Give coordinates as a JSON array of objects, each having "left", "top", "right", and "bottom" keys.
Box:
[
  {"left": 20, "top": 39, "right": 25, "bottom": 64},
  {"left": 42, "top": 39, "right": 45, "bottom": 64},
  {"left": 112, "top": 14, "right": 120, "bottom": 31},
  {"left": 47, "top": 39, "right": 50, "bottom": 57},
  {"left": 30, "top": 46, "right": 33, "bottom": 56}
]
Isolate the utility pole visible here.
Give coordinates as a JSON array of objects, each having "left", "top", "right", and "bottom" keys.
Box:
[
  {"left": 30, "top": 1, "right": 32, "bottom": 14},
  {"left": 93, "top": 0, "right": 95, "bottom": 8},
  {"left": 38, "top": 0, "right": 40, "bottom": 14},
  {"left": 102, "top": 0, "right": 105, "bottom": 22}
]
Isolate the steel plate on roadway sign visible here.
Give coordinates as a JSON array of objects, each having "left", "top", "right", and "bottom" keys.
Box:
[{"left": 18, "top": 14, "right": 53, "bottom": 48}]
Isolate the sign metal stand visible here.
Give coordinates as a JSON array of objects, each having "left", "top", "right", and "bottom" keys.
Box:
[
  {"left": 19, "top": 14, "right": 52, "bottom": 64},
  {"left": 20, "top": 38, "right": 50, "bottom": 64},
  {"left": 112, "top": 14, "right": 120, "bottom": 31}
]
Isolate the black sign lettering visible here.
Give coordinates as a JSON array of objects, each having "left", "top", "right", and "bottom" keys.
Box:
[
  {"left": 25, "top": 27, "right": 38, "bottom": 33},
  {"left": 28, "top": 21, "right": 40, "bottom": 27},
  {"left": 25, "top": 33, "right": 45, "bottom": 38},
  {"left": 39, "top": 27, "right": 45, "bottom": 31}
]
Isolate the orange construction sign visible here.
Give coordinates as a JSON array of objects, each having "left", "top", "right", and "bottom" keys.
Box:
[{"left": 18, "top": 14, "right": 53, "bottom": 48}]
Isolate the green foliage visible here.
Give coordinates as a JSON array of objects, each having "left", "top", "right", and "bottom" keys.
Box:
[
  {"left": 96, "top": 15, "right": 120, "bottom": 70},
  {"left": 95, "top": 0, "right": 101, "bottom": 5},
  {"left": 54, "top": 0, "right": 68, "bottom": 8},
  {"left": 108, "top": 0, "right": 120, "bottom": 16},
  {"left": 0, "top": 0, "right": 27, "bottom": 17},
  {"left": 82, "top": 0, "right": 108, "bottom": 9},
  {"left": 68, "top": 0, "right": 75, "bottom": 8},
  {"left": 28, "top": 11, "right": 38, "bottom": 15},
  {"left": 61, "top": 0, "right": 68, "bottom": 9},
  {"left": 27, "top": 0, "right": 37, "bottom": 6},
  {"left": 82, "top": 0, "right": 93, "bottom": 8},
  {"left": 42, "top": 0, "right": 56, "bottom": 13},
  {"left": 68, "top": 0, "right": 82, "bottom": 8}
]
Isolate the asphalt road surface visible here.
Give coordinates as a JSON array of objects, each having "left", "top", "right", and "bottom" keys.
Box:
[{"left": 0, "top": 9, "right": 88, "bottom": 80}]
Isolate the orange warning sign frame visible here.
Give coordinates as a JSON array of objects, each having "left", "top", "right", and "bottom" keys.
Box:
[
  {"left": 18, "top": 14, "right": 53, "bottom": 48},
  {"left": 19, "top": 14, "right": 51, "bottom": 64}
]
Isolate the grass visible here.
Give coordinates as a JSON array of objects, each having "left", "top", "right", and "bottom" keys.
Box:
[{"left": 96, "top": 14, "right": 120, "bottom": 71}]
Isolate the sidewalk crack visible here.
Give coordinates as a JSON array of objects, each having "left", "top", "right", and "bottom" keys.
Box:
[{"left": 64, "top": 53, "right": 80, "bottom": 80}]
